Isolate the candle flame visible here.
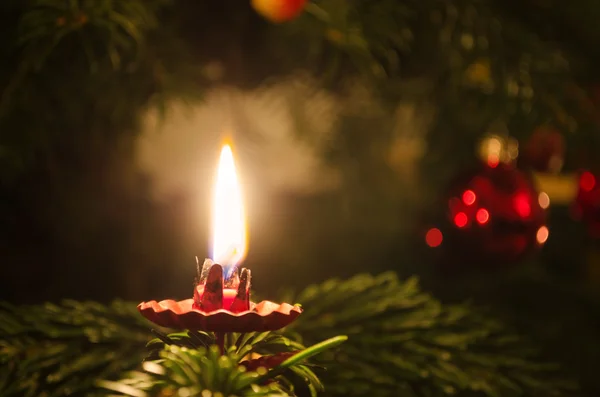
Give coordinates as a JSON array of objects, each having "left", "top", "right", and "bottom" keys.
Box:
[{"left": 212, "top": 144, "right": 247, "bottom": 273}]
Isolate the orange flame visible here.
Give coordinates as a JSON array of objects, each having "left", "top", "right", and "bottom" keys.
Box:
[{"left": 212, "top": 144, "right": 247, "bottom": 270}]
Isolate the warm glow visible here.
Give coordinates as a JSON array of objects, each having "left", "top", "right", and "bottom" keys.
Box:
[
  {"left": 485, "top": 137, "right": 502, "bottom": 168},
  {"left": 487, "top": 154, "right": 500, "bottom": 168},
  {"left": 536, "top": 226, "right": 549, "bottom": 244},
  {"left": 476, "top": 208, "right": 490, "bottom": 225},
  {"left": 538, "top": 192, "right": 550, "bottom": 209},
  {"left": 212, "top": 144, "right": 247, "bottom": 274},
  {"left": 462, "top": 190, "right": 476, "bottom": 206},
  {"left": 513, "top": 193, "right": 531, "bottom": 218},
  {"left": 454, "top": 212, "right": 468, "bottom": 228},
  {"left": 580, "top": 171, "right": 596, "bottom": 192},
  {"left": 425, "top": 228, "right": 443, "bottom": 247}
]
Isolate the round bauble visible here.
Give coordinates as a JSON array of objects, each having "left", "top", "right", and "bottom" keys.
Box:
[
  {"left": 428, "top": 162, "right": 548, "bottom": 269},
  {"left": 251, "top": 0, "right": 307, "bottom": 23},
  {"left": 522, "top": 127, "right": 565, "bottom": 173}
]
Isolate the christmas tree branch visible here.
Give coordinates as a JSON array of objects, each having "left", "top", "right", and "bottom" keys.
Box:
[
  {"left": 0, "top": 300, "right": 152, "bottom": 396},
  {"left": 285, "top": 272, "right": 578, "bottom": 397},
  {"left": 100, "top": 335, "right": 347, "bottom": 397},
  {"left": 0, "top": 273, "right": 579, "bottom": 396}
]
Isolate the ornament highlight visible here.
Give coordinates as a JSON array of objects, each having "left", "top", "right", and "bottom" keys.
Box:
[
  {"left": 425, "top": 228, "right": 443, "bottom": 248},
  {"left": 522, "top": 127, "right": 565, "bottom": 173},
  {"left": 251, "top": 0, "right": 307, "bottom": 23},
  {"left": 428, "top": 162, "right": 548, "bottom": 267},
  {"left": 477, "top": 134, "right": 519, "bottom": 168},
  {"left": 573, "top": 170, "right": 600, "bottom": 238}
]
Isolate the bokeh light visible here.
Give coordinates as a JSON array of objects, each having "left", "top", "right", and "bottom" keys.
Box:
[
  {"left": 513, "top": 193, "right": 531, "bottom": 218},
  {"left": 538, "top": 192, "right": 550, "bottom": 209},
  {"left": 476, "top": 208, "right": 490, "bottom": 224},
  {"left": 425, "top": 228, "right": 443, "bottom": 247},
  {"left": 536, "top": 226, "right": 549, "bottom": 244},
  {"left": 462, "top": 190, "right": 476, "bottom": 206},
  {"left": 580, "top": 171, "right": 596, "bottom": 192},
  {"left": 454, "top": 212, "right": 468, "bottom": 228}
]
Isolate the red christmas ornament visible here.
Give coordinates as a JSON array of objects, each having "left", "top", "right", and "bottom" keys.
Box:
[
  {"left": 522, "top": 127, "right": 565, "bottom": 173},
  {"left": 573, "top": 170, "right": 600, "bottom": 238},
  {"left": 431, "top": 162, "right": 548, "bottom": 267},
  {"left": 251, "top": 0, "right": 307, "bottom": 23}
]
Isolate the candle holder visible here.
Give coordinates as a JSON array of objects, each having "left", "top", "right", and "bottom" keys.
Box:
[{"left": 137, "top": 260, "right": 302, "bottom": 334}]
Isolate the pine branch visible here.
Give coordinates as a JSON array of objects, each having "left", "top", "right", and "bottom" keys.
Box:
[
  {"left": 145, "top": 330, "right": 306, "bottom": 359},
  {"left": 100, "top": 345, "right": 290, "bottom": 397},
  {"left": 0, "top": 298, "right": 344, "bottom": 396},
  {"left": 285, "top": 272, "right": 579, "bottom": 397},
  {"left": 100, "top": 335, "right": 347, "bottom": 397},
  {"left": 0, "top": 273, "right": 579, "bottom": 396},
  {"left": 140, "top": 330, "right": 344, "bottom": 395},
  {"left": 17, "top": 0, "right": 170, "bottom": 71},
  {"left": 283, "top": 0, "right": 593, "bottom": 148},
  {"left": 0, "top": 299, "right": 152, "bottom": 397}
]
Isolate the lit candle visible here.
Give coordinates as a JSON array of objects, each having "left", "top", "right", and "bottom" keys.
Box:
[{"left": 193, "top": 143, "right": 249, "bottom": 312}]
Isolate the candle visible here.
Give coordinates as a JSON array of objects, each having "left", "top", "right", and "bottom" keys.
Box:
[
  {"left": 138, "top": 142, "right": 301, "bottom": 342},
  {"left": 194, "top": 258, "right": 251, "bottom": 313},
  {"left": 194, "top": 285, "right": 238, "bottom": 309}
]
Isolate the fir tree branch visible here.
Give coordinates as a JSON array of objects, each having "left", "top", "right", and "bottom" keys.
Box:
[
  {"left": 17, "top": 0, "right": 170, "bottom": 71},
  {"left": 0, "top": 274, "right": 580, "bottom": 397},
  {"left": 0, "top": 300, "right": 152, "bottom": 397},
  {"left": 100, "top": 335, "right": 346, "bottom": 397},
  {"left": 285, "top": 272, "right": 579, "bottom": 397},
  {"left": 99, "top": 345, "right": 290, "bottom": 397}
]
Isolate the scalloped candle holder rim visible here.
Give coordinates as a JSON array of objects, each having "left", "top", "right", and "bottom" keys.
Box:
[{"left": 138, "top": 298, "right": 302, "bottom": 316}]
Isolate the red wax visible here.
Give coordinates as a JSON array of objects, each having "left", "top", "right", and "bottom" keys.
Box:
[{"left": 195, "top": 286, "right": 238, "bottom": 310}]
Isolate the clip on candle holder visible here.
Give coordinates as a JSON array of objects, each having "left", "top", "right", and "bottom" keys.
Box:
[{"left": 138, "top": 259, "right": 303, "bottom": 353}]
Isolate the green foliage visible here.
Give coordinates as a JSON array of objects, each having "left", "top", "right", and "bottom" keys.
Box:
[
  {"left": 286, "top": 272, "right": 578, "bottom": 397},
  {"left": 101, "top": 335, "right": 347, "bottom": 397},
  {"left": 17, "top": 0, "right": 170, "bottom": 72},
  {"left": 0, "top": 300, "right": 152, "bottom": 397},
  {"left": 146, "top": 330, "right": 305, "bottom": 358},
  {"left": 275, "top": 0, "right": 414, "bottom": 82},
  {"left": 0, "top": 274, "right": 580, "bottom": 397},
  {"left": 100, "top": 345, "right": 287, "bottom": 397},
  {"left": 0, "top": 0, "right": 204, "bottom": 181},
  {"left": 1, "top": 0, "right": 173, "bottom": 122}
]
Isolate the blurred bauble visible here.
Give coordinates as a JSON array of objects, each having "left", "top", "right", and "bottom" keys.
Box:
[
  {"left": 521, "top": 127, "right": 565, "bottom": 173},
  {"left": 465, "top": 58, "right": 492, "bottom": 86},
  {"left": 477, "top": 133, "right": 519, "bottom": 168},
  {"left": 573, "top": 170, "right": 600, "bottom": 238},
  {"left": 428, "top": 162, "right": 548, "bottom": 268},
  {"left": 251, "top": 0, "right": 307, "bottom": 23}
]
